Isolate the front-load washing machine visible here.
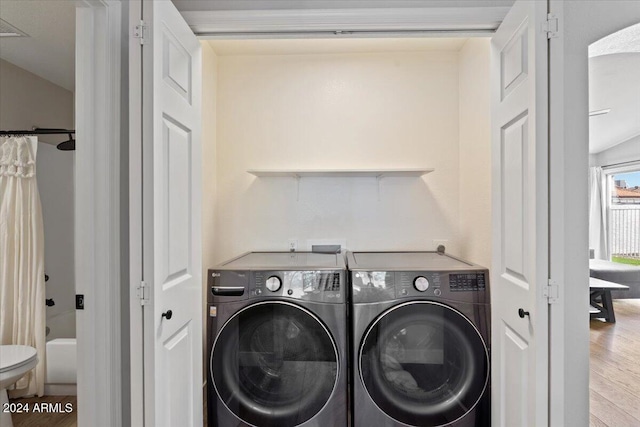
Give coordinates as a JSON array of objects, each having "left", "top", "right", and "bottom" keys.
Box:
[
  {"left": 347, "top": 251, "right": 490, "bottom": 427},
  {"left": 207, "top": 251, "right": 348, "bottom": 427}
]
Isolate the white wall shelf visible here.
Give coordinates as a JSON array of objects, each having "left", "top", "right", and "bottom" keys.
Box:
[
  {"left": 247, "top": 168, "right": 434, "bottom": 200},
  {"left": 247, "top": 168, "right": 434, "bottom": 179}
]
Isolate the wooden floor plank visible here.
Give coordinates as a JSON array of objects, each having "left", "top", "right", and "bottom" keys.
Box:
[
  {"left": 590, "top": 389, "right": 640, "bottom": 427},
  {"left": 590, "top": 331, "right": 640, "bottom": 361},
  {"left": 590, "top": 370, "right": 640, "bottom": 421},
  {"left": 590, "top": 299, "right": 640, "bottom": 427},
  {"left": 590, "top": 413, "right": 610, "bottom": 427},
  {"left": 9, "top": 395, "right": 77, "bottom": 427},
  {"left": 591, "top": 319, "right": 640, "bottom": 342},
  {"left": 590, "top": 351, "right": 640, "bottom": 393}
]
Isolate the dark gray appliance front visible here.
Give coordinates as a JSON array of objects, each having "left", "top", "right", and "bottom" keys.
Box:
[
  {"left": 206, "top": 257, "right": 348, "bottom": 427},
  {"left": 348, "top": 251, "right": 491, "bottom": 427}
]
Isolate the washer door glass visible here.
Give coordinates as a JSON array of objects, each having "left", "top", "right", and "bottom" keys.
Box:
[
  {"left": 212, "top": 302, "right": 338, "bottom": 427},
  {"left": 360, "top": 302, "right": 488, "bottom": 427}
]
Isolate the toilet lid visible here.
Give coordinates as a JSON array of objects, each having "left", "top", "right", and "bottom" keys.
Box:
[{"left": 0, "top": 345, "right": 37, "bottom": 373}]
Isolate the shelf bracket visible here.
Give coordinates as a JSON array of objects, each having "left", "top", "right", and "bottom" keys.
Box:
[
  {"left": 295, "top": 175, "right": 301, "bottom": 201},
  {"left": 376, "top": 174, "right": 383, "bottom": 201}
]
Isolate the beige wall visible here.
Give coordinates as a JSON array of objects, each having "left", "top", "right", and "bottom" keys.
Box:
[
  {"left": 0, "top": 59, "right": 73, "bottom": 145},
  {"left": 0, "top": 59, "right": 75, "bottom": 338},
  {"left": 201, "top": 42, "right": 218, "bottom": 366},
  {"left": 212, "top": 50, "right": 462, "bottom": 262},
  {"left": 458, "top": 39, "right": 492, "bottom": 268}
]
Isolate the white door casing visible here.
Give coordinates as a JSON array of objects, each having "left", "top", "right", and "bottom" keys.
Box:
[
  {"left": 75, "top": 2, "right": 124, "bottom": 426},
  {"left": 135, "top": 1, "right": 203, "bottom": 426},
  {"left": 125, "top": 0, "right": 552, "bottom": 425},
  {"left": 491, "top": 1, "right": 549, "bottom": 426}
]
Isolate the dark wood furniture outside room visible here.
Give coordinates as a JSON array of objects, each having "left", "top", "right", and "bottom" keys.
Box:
[{"left": 590, "top": 277, "right": 629, "bottom": 323}]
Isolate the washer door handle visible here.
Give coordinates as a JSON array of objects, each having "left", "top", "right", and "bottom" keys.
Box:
[{"left": 212, "top": 286, "right": 245, "bottom": 296}]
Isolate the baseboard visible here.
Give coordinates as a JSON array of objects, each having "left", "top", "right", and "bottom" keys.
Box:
[{"left": 44, "top": 384, "right": 77, "bottom": 396}]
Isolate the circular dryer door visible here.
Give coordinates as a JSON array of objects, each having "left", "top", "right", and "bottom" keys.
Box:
[
  {"left": 360, "top": 301, "right": 489, "bottom": 427},
  {"left": 211, "top": 301, "right": 338, "bottom": 427}
]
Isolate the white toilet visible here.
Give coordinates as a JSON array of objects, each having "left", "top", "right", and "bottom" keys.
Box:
[{"left": 0, "top": 345, "right": 38, "bottom": 427}]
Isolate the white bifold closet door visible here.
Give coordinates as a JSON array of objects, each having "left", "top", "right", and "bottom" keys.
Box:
[
  {"left": 491, "top": 1, "right": 550, "bottom": 426},
  {"left": 131, "top": 1, "right": 203, "bottom": 426}
]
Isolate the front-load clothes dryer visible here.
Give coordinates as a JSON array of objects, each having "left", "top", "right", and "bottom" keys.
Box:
[
  {"left": 207, "top": 251, "right": 348, "bottom": 427},
  {"left": 347, "top": 251, "right": 490, "bottom": 427}
]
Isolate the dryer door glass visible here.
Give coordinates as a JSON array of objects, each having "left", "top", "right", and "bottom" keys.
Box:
[
  {"left": 211, "top": 301, "right": 338, "bottom": 427},
  {"left": 360, "top": 301, "right": 488, "bottom": 426}
]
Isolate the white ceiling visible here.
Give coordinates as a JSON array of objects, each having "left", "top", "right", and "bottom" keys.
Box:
[
  {"left": 0, "top": 1, "right": 76, "bottom": 91},
  {"left": 208, "top": 37, "right": 468, "bottom": 56},
  {"left": 589, "top": 22, "right": 640, "bottom": 57},
  {"left": 588, "top": 23, "right": 640, "bottom": 154},
  {"left": 589, "top": 52, "right": 640, "bottom": 154}
]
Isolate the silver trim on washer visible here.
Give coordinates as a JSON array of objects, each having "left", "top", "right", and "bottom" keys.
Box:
[
  {"left": 210, "top": 300, "right": 341, "bottom": 427},
  {"left": 357, "top": 300, "right": 490, "bottom": 427}
]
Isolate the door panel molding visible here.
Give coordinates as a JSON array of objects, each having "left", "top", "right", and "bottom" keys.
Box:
[
  {"left": 136, "top": 1, "right": 203, "bottom": 426},
  {"left": 491, "top": 1, "right": 549, "bottom": 426}
]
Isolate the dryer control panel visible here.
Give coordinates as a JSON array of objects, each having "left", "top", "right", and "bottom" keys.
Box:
[
  {"left": 449, "top": 273, "right": 486, "bottom": 292},
  {"left": 396, "top": 271, "right": 444, "bottom": 299},
  {"left": 351, "top": 270, "right": 489, "bottom": 304}
]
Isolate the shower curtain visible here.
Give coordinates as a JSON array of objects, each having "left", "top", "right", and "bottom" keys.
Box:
[{"left": 0, "top": 136, "right": 46, "bottom": 397}]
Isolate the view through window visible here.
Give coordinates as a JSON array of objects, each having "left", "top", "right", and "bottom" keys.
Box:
[{"left": 610, "top": 170, "right": 640, "bottom": 265}]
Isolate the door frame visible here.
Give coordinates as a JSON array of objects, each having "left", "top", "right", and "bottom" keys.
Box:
[
  {"left": 547, "top": 3, "right": 640, "bottom": 426},
  {"left": 76, "top": 2, "right": 640, "bottom": 426},
  {"left": 181, "top": 6, "right": 509, "bottom": 37},
  {"left": 128, "top": 1, "right": 143, "bottom": 425},
  {"left": 75, "top": 1, "right": 126, "bottom": 427}
]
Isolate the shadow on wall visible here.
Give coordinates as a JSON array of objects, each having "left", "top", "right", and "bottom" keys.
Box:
[{"left": 216, "top": 174, "right": 459, "bottom": 260}]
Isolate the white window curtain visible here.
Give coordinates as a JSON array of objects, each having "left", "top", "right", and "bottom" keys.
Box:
[
  {"left": 589, "top": 166, "right": 609, "bottom": 260},
  {"left": 0, "top": 136, "right": 46, "bottom": 397}
]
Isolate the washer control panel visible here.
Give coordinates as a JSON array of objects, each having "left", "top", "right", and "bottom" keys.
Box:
[{"left": 252, "top": 270, "right": 344, "bottom": 303}]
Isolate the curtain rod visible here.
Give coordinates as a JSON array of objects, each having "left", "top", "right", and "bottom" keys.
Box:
[
  {"left": 602, "top": 160, "right": 640, "bottom": 170},
  {"left": 0, "top": 128, "right": 75, "bottom": 136}
]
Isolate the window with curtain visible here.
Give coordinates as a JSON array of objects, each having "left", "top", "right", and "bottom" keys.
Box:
[{"left": 608, "top": 170, "right": 640, "bottom": 265}]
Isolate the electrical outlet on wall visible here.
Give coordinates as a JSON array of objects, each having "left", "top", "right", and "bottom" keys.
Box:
[{"left": 288, "top": 239, "right": 298, "bottom": 252}]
